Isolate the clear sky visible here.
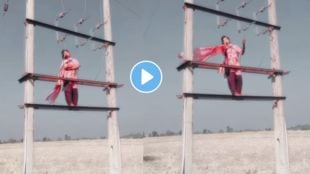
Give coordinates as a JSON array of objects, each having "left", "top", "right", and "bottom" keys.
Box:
[{"left": 0, "top": 0, "right": 309, "bottom": 140}]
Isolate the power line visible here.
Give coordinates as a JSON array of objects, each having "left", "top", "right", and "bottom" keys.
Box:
[
  {"left": 143, "top": 0, "right": 160, "bottom": 39},
  {"left": 112, "top": 0, "right": 141, "bottom": 19}
]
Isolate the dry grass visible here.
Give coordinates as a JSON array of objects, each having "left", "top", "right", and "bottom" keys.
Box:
[
  {"left": 143, "top": 131, "right": 310, "bottom": 174},
  {"left": 0, "top": 139, "right": 143, "bottom": 174},
  {"left": 0, "top": 131, "right": 309, "bottom": 174}
]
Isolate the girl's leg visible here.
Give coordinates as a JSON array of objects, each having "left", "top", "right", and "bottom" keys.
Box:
[
  {"left": 227, "top": 73, "right": 236, "bottom": 95},
  {"left": 235, "top": 75, "right": 243, "bottom": 95},
  {"left": 72, "top": 88, "right": 78, "bottom": 106},
  {"left": 64, "top": 82, "right": 73, "bottom": 106}
]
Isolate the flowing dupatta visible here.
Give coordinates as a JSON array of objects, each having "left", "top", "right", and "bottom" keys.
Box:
[
  {"left": 46, "top": 60, "right": 66, "bottom": 104},
  {"left": 46, "top": 85, "right": 61, "bottom": 104},
  {"left": 178, "top": 45, "right": 225, "bottom": 62},
  {"left": 193, "top": 45, "right": 225, "bottom": 62}
]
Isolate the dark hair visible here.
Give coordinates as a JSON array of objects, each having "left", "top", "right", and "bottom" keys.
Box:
[
  {"left": 221, "top": 35, "right": 229, "bottom": 57},
  {"left": 61, "top": 49, "right": 69, "bottom": 59},
  {"left": 221, "top": 35, "right": 230, "bottom": 44}
]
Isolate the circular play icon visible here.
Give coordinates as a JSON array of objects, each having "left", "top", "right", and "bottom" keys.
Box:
[{"left": 130, "top": 60, "right": 163, "bottom": 94}]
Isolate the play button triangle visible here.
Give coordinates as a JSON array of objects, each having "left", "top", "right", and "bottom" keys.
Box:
[{"left": 141, "top": 69, "right": 154, "bottom": 85}]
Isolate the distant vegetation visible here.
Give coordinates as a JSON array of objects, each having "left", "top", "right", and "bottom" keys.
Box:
[
  {"left": 1, "top": 124, "right": 310, "bottom": 143},
  {"left": 288, "top": 124, "right": 310, "bottom": 130},
  {"left": 122, "top": 124, "right": 310, "bottom": 139}
]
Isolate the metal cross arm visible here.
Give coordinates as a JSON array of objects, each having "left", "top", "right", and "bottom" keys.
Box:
[
  {"left": 180, "top": 93, "right": 286, "bottom": 101},
  {"left": 25, "top": 18, "right": 116, "bottom": 45},
  {"left": 177, "top": 61, "right": 289, "bottom": 76},
  {"left": 184, "top": 2, "right": 281, "bottom": 30},
  {"left": 18, "top": 73, "right": 123, "bottom": 88},
  {"left": 19, "top": 103, "right": 119, "bottom": 112}
]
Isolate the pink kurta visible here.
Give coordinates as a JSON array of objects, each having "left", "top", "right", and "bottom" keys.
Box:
[
  {"left": 223, "top": 44, "right": 242, "bottom": 75},
  {"left": 46, "top": 57, "right": 80, "bottom": 104},
  {"left": 56, "top": 57, "right": 80, "bottom": 88}
]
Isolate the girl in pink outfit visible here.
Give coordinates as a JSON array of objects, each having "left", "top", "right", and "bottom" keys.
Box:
[
  {"left": 46, "top": 49, "right": 80, "bottom": 106},
  {"left": 58, "top": 49, "right": 80, "bottom": 106},
  {"left": 221, "top": 35, "right": 246, "bottom": 96},
  {"left": 177, "top": 36, "right": 245, "bottom": 95}
]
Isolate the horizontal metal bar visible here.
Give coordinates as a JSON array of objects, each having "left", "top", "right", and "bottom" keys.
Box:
[
  {"left": 184, "top": 3, "right": 281, "bottom": 30},
  {"left": 18, "top": 73, "right": 123, "bottom": 88},
  {"left": 26, "top": 18, "right": 116, "bottom": 45},
  {"left": 177, "top": 61, "right": 192, "bottom": 71},
  {"left": 177, "top": 61, "right": 288, "bottom": 76},
  {"left": 19, "top": 103, "right": 119, "bottom": 112},
  {"left": 182, "top": 93, "right": 286, "bottom": 101}
]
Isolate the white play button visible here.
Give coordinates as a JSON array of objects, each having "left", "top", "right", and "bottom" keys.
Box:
[
  {"left": 130, "top": 60, "right": 163, "bottom": 93},
  {"left": 141, "top": 69, "right": 154, "bottom": 85}
]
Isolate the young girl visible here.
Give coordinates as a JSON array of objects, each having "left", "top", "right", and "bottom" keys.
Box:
[
  {"left": 46, "top": 49, "right": 80, "bottom": 106},
  {"left": 221, "top": 35, "right": 246, "bottom": 96},
  {"left": 178, "top": 35, "right": 246, "bottom": 96}
]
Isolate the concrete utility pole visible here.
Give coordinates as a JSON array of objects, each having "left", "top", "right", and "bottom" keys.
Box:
[
  {"left": 23, "top": 0, "right": 35, "bottom": 173},
  {"left": 267, "top": 0, "right": 290, "bottom": 173},
  {"left": 181, "top": 0, "right": 194, "bottom": 173},
  {"left": 103, "top": 0, "right": 122, "bottom": 173}
]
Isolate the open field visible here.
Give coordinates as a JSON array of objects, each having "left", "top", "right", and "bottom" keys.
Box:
[
  {"left": 0, "top": 131, "right": 309, "bottom": 174},
  {"left": 0, "top": 139, "right": 143, "bottom": 174},
  {"left": 143, "top": 131, "right": 310, "bottom": 174}
]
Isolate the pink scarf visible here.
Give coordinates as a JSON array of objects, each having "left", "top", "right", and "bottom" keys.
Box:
[
  {"left": 46, "top": 84, "right": 61, "bottom": 104},
  {"left": 45, "top": 59, "right": 66, "bottom": 104},
  {"left": 193, "top": 45, "right": 224, "bottom": 62},
  {"left": 178, "top": 45, "right": 224, "bottom": 62}
]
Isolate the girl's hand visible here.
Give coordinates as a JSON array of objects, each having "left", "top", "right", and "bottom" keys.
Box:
[
  {"left": 218, "top": 67, "right": 225, "bottom": 74},
  {"left": 242, "top": 39, "right": 246, "bottom": 45}
]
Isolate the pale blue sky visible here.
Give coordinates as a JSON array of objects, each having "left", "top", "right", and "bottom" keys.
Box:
[{"left": 0, "top": 0, "right": 309, "bottom": 140}]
